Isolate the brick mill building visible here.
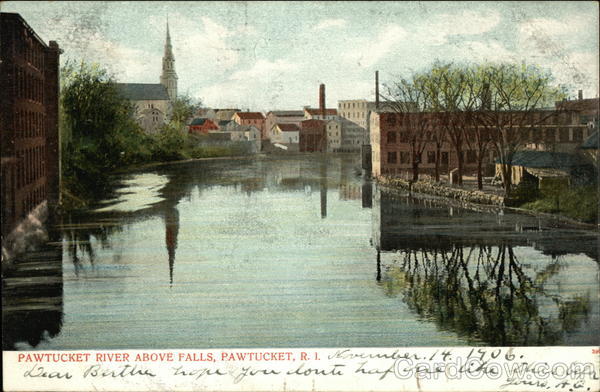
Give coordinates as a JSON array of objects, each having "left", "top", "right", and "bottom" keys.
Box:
[
  {"left": 299, "top": 119, "right": 326, "bottom": 152},
  {"left": 1, "top": 13, "right": 61, "bottom": 236},
  {"left": 370, "top": 104, "right": 597, "bottom": 179}
]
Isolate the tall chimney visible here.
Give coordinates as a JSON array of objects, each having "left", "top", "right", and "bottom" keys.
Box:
[
  {"left": 578, "top": 90, "right": 583, "bottom": 100},
  {"left": 319, "top": 83, "right": 326, "bottom": 117},
  {"left": 375, "top": 70, "right": 379, "bottom": 109}
]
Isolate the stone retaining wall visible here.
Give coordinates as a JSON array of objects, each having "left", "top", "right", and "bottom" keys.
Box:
[
  {"left": 1, "top": 201, "right": 49, "bottom": 265},
  {"left": 379, "top": 177, "right": 505, "bottom": 206}
]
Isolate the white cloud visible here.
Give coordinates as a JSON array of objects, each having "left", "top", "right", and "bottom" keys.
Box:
[
  {"left": 314, "top": 18, "right": 347, "bottom": 31},
  {"left": 199, "top": 58, "right": 301, "bottom": 110},
  {"left": 229, "top": 59, "right": 299, "bottom": 81},
  {"left": 420, "top": 10, "right": 502, "bottom": 45},
  {"left": 518, "top": 14, "right": 595, "bottom": 39},
  {"left": 449, "top": 40, "right": 516, "bottom": 63},
  {"left": 342, "top": 24, "right": 407, "bottom": 68},
  {"left": 86, "top": 38, "right": 156, "bottom": 82}
]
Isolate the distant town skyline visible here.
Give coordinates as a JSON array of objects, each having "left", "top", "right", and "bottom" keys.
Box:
[{"left": 2, "top": 1, "right": 598, "bottom": 111}]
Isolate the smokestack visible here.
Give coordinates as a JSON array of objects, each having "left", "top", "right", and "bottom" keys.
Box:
[
  {"left": 578, "top": 90, "right": 583, "bottom": 100},
  {"left": 319, "top": 84, "right": 326, "bottom": 117},
  {"left": 375, "top": 71, "right": 379, "bottom": 109}
]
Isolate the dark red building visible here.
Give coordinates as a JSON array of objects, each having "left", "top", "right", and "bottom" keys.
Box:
[
  {"left": 1, "top": 13, "right": 61, "bottom": 236},
  {"left": 299, "top": 119, "right": 326, "bottom": 152},
  {"left": 188, "top": 118, "right": 219, "bottom": 135}
]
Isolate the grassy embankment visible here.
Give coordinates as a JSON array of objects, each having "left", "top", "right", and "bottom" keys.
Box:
[{"left": 511, "top": 182, "right": 598, "bottom": 224}]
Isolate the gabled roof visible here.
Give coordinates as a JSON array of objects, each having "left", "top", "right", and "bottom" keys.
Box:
[
  {"left": 497, "top": 150, "right": 588, "bottom": 169},
  {"left": 190, "top": 118, "right": 208, "bottom": 126},
  {"left": 235, "top": 112, "right": 265, "bottom": 120},
  {"left": 218, "top": 120, "right": 232, "bottom": 126},
  {"left": 114, "top": 83, "right": 170, "bottom": 101},
  {"left": 581, "top": 131, "right": 599, "bottom": 150},
  {"left": 301, "top": 119, "right": 326, "bottom": 128},
  {"left": 276, "top": 123, "right": 300, "bottom": 132},
  {"left": 268, "top": 110, "right": 305, "bottom": 117},
  {"left": 190, "top": 118, "right": 218, "bottom": 127},
  {"left": 304, "top": 108, "right": 338, "bottom": 116}
]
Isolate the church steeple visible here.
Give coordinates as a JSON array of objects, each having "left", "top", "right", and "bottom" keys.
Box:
[{"left": 160, "top": 18, "right": 178, "bottom": 101}]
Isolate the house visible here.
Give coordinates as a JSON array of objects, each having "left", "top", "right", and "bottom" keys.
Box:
[
  {"left": 304, "top": 107, "right": 338, "bottom": 121},
  {"left": 232, "top": 112, "right": 266, "bottom": 139},
  {"left": 299, "top": 119, "right": 326, "bottom": 152},
  {"left": 218, "top": 120, "right": 234, "bottom": 131},
  {"left": 188, "top": 118, "right": 219, "bottom": 135},
  {"left": 265, "top": 110, "right": 304, "bottom": 142},
  {"left": 272, "top": 123, "right": 300, "bottom": 151}
]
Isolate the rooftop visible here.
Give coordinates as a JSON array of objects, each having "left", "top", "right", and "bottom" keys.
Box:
[
  {"left": 268, "top": 110, "right": 305, "bottom": 117},
  {"left": 498, "top": 150, "right": 588, "bottom": 169},
  {"left": 304, "top": 108, "right": 338, "bottom": 116},
  {"left": 581, "top": 131, "right": 599, "bottom": 150},
  {"left": 114, "top": 83, "right": 170, "bottom": 101},
  {"left": 190, "top": 118, "right": 218, "bottom": 127},
  {"left": 276, "top": 123, "right": 301, "bottom": 132},
  {"left": 235, "top": 112, "right": 265, "bottom": 120}
]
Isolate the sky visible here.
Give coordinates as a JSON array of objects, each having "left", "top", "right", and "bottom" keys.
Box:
[{"left": 2, "top": 1, "right": 598, "bottom": 112}]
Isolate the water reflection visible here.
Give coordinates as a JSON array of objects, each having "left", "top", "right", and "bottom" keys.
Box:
[
  {"left": 2, "top": 156, "right": 597, "bottom": 349},
  {"left": 164, "top": 206, "right": 179, "bottom": 285},
  {"left": 373, "top": 186, "right": 599, "bottom": 346},
  {"left": 2, "top": 228, "right": 63, "bottom": 349}
]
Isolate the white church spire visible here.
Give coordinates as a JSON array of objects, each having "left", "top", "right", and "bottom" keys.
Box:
[{"left": 160, "top": 17, "right": 178, "bottom": 101}]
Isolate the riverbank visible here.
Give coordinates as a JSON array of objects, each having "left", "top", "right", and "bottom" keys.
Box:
[
  {"left": 378, "top": 176, "right": 598, "bottom": 230},
  {"left": 114, "top": 153, "right": 263, "bottom": 173}
]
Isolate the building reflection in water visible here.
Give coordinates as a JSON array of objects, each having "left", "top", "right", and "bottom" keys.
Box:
[
  {"left": 320, "top": 159, "right": 327, "bottom": 219},
  {"left": 164, "top": 206, "right": 179, "bottom": 285},
  {"left": 372, "top": 185, "right": 599, "bottom": 346},
  {"left": 2, "top": 228, "right": 64, "bottom": 349}
]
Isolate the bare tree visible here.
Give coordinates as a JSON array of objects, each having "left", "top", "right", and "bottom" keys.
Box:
[
  {"left": 474, "top": 63, "right": 566, "bottom": 195},
  {"left": 382, "top": 75, "right": 433, "bottom": 181}
]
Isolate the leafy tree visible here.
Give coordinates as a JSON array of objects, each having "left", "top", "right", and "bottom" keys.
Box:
[
  {"left": 151, "top": 122, "right": 187, "bottom": 161},
  {"left": 170, "top": 94, "right": 202, "bottom": 129},
  {"left": 60, "top": 60, "right": 146, "bottom": 200}
]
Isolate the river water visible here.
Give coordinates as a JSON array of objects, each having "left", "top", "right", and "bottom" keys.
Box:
[{"left": 3, "top": 155, "right": 599, "bottom": 349}]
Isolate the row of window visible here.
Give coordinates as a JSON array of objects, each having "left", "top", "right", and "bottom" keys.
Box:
[
  {"left": 21, "top": 184, "right": 46, "bottom": 218},
  {"left": 16, "top": 145, "right": 46, "bottom": 189},
  {"left": 13, "top": 109, "right": 45, "bottom": 138},
  {"left": 14, "top": 66, "right": 45, "bottom": 103},
  {"left": 384, "top": 127, "right": 587, "bottom": 145},
  {"left": 341, "top": 111, "right": 367, "bottom": 119},
  {"left": 339, "top": 101, "right": 368, "bottom": 110},
  {"left": 387, "top": 150, "right": 480, "bottom": 165},
  {"left": 15, "top": 28, "right": 45, "bottom": 70}
]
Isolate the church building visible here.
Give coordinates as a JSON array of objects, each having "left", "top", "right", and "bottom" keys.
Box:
[{"left": 115, "top": 20, "right": 178, "bottom": 134}]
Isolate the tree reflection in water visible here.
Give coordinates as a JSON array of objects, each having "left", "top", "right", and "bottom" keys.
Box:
[
  {"left": 61, "top": 214, "right": 124, "bottom": 276},
  {"left": 379, "top": 241, "right": 591, "bottom": 346}
]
